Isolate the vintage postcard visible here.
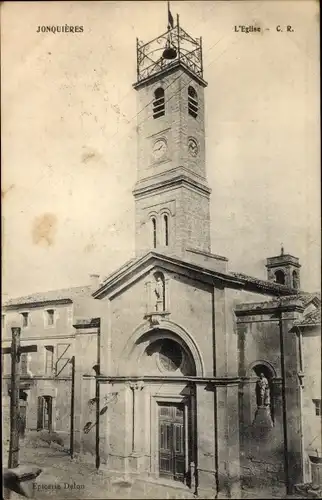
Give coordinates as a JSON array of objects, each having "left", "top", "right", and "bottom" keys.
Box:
[{"left": 1, "top": 1, "right": 320, "bottom": 499}]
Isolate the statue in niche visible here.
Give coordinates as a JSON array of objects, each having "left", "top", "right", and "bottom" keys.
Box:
[
  {"left": 154, "top": 275, "right": 165, "bottom": 312},
  {"left": 256, "top": 373, "right": 270, "bottom": 407}
]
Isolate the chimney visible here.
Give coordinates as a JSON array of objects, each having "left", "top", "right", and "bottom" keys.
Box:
[{"left": 89, "top": 273, "right": 101, "bottom": 290}]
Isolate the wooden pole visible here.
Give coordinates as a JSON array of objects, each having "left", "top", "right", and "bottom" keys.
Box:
[
  {"left": 70, "top": 356, "right": 75, "bottom": 459},
  {"left": 95, "top": 320, "right": 101, "bottom": 470},
  {"left": 8, "top": 327, "right": 21, "bottom": 469}
]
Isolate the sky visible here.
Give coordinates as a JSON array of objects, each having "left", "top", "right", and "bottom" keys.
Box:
[{"left": 1, "top": 0, "right": 320, "bottom": 299}]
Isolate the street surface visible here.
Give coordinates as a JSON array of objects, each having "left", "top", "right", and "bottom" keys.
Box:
[{"left": 2, "top": 435, "right": 304, "bottom": 499}]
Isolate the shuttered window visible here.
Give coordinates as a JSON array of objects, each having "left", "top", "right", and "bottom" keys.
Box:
[
  {"left": 153, "top": 88, "right": 165, "bottom": 119},
  {"left": 188, "top": 86, "right": 198, "bottom": 118}
]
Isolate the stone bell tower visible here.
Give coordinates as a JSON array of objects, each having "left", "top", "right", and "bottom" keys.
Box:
[
  {"left": 132, "top": 16, "right": 211, "bottom": 258},
  {"left": 266, "top": 246, "right": 301, "bottom": 289}
]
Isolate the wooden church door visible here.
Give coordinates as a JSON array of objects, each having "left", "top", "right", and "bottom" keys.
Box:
[{"left": 159, "top": 403, "right": 185, "bottom": 482}]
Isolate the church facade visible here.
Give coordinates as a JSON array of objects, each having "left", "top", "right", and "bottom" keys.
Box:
[
  {"left": 71, "top": 18, "right": 320, "bottom": 499},
  {"left": 2, "top": 16, "right": 321, "bottom": 500}
]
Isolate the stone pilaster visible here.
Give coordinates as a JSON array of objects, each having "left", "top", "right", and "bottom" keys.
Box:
[
  {"left": 195, "top": 383, "right": 217, "bottom": 498},
  {"left": 128, "top": 381, "right": 146, "bottom": 474},
  {"left": 281, "top": 309, "right": 305, "bottom": 490},
  {"left": 216, "top": 384, "right": 241, "bottom": 499}
]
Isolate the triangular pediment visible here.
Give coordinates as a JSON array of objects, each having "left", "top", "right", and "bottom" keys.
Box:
[
  {"left": 92, "top": 251, "right": 243, "bottom": 301},
  {"left": 92, "top": 250, "right": 304, "bottom": 301}
]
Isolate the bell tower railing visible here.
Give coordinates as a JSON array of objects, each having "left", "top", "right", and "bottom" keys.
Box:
[{"left": 135, "top": 16, "right": 203, "bottom": 84}]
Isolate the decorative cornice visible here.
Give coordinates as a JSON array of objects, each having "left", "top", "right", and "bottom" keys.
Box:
[
  {"left": 239, "top": 376, "right": 282, "bottom": 383},
  {"left": 82, "top": 374, "right": 241, "bottom": 386},
  {"left": 1, "top": 333, "right": 75, "bottom": 342},
  {"left": 133, "top": 172, "right": 211, "bottom": 199},
  {"left": 266, "top": 254, "right": 301, "bottom": 268},
  {"left": 3, "top": 298, "right": 73, "bottom": 311},
  {"left": 235, "top": 300, "right": 305, "bottom": 317},
  {"left": 133, "top": 60, "right": 208, "bottom": 90},
  {"left": 2, "top": 375, "right": 72, "bottom": 381},
  {"left": 185, "top": 247, "right": 228, "bottom": 262},
  {"left": 93, "top": 251, "right": 244, "bottom": 299}
]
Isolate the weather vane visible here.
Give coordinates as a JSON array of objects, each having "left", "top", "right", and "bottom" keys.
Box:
[{"left": 162, "top": 1, "right": 177, "bottom": 60}]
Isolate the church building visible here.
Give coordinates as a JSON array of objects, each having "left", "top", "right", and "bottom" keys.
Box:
[
  {"left": 71, "top": 16, "right": 320, "bottom": 499},
  {"left": 2, "top": 13, "right": 320, "bottom": 500}
]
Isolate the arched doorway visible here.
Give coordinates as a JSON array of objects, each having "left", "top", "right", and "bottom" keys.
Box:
[{"left": 124, "top": 326, "right": 199, "bottom": 485}]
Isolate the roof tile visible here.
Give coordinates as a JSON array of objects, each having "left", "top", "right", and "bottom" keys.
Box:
[
  {"left": 296, "top": 308, "right": 321, "bottom": 327},
  {"left": 231, "top": 272, "right": 297, "bottom": 294},
  {"left": 4, "top": 285, "right": 92, "bottom": 308}
]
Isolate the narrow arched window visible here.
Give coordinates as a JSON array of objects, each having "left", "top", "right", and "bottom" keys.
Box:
[
  {"left": 292, "top": 270, "right": 299, "bottom": 289},
  {"left": 163, "top": 214, "right": 169, "bottom": 246},
  {"left": 153, "top": 88, "right": 165, "bottom": 119},
  {"left": 188, "top": 86, "right": 198, "bottom": 118},
  {"left": 152, "top": 217, "right": 157, "bottom": 248},
  {"left": 275, "top": 270, "right": 285, "bottom": 285}
]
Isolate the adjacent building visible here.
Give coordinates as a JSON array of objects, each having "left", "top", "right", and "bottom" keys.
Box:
[{"left": 2, "top": 276, "right": 101, "bottom": 439}]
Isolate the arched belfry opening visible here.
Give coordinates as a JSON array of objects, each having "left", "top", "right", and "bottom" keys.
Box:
[{"left": 274, "top": 270, "right": 285, "bottom": 285}]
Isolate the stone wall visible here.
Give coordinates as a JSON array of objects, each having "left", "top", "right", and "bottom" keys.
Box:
[{"left": 235, "top": 299, "right": 305, "bottom": 490}]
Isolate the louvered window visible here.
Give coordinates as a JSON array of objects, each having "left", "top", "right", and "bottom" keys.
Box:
[
  {"left": 188, "top": 86, "right": 198, "bottom": 118},
  {"left": 153, "top": 88, "right": 165, "bottom": 119}
]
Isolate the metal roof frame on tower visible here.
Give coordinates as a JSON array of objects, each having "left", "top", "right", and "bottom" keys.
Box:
[{"left": 134, "top": 15, "right": 206, "bottom": 89}]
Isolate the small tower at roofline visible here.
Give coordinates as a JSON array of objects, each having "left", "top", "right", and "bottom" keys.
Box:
[
  {"left": 266, "top": 245, "right": 301, "bottom": 290},
  {"left": 132, "top": 11, "right": 211, "bottom": 258}
]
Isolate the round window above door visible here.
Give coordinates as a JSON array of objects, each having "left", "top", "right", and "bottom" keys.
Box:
[{"left": 158, "top": 339, "right": 183, "bottom": 372}]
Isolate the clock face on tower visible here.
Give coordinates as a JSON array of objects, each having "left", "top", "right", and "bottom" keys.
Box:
[
  {"left": 152, "top": 139, "right": 167, "bottom": 161},
  {"left": 188, "top": 138, "right": 199, "bottom": 157}
]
